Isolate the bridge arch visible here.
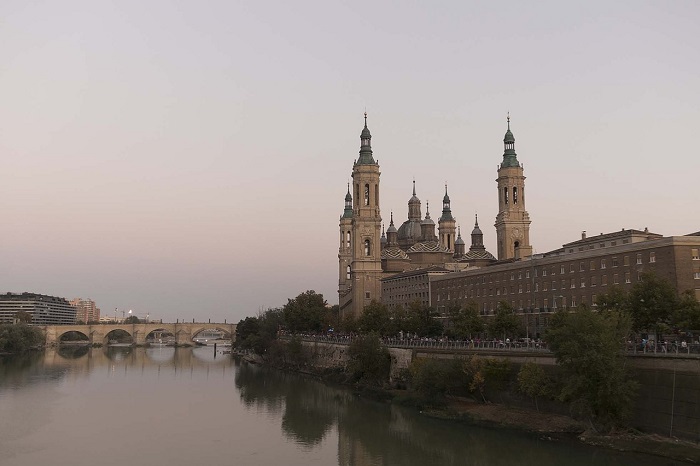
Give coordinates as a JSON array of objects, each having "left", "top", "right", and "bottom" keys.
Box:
[{"left": 57, "top": 330, "right": 90, "bottom": 344}]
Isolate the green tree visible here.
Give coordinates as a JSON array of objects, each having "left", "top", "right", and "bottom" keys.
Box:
[
  {"left": 123, "top": 315, "right": 141, "bottom": 324},
  {"left": 358, "top": 301, "right": 390, "bottom": 335},
  {"left": 517, "top": 362, "right": 548, "bottom": 412},
  {"left": 488, "top": 301, "right": 521, "bottom": 340},
  {"left": 0, "top": 324, "right": 44, "bottom": 352},
  {"left": 409, "top": 358, "right": 467, "bottom": 404},
  {"left": 672, "top": 290, "right": 700, "bottom": 332},
  {"left": 449, "top": 301, "right": 484, "bottom": 340},
  {"left": 404, "top": 301, "right": 443, "bottom": 337},
  {"left": 14, "top": 311, "right": 33, "bottom": 324},
  {"left": 628, "top": 272, "right": 677, "bottom": 334},
  {"left": 283, "top": 290, "right": 327, "bottom": 333},
  {"left": 347, "top": 333, "right": 391, "bottom": 386},
  {"left": 596, "top": 285, "right": 629, "bottom": 312},
  {"left": 545, "top": 308, "right": 638, "bottom": 431}
]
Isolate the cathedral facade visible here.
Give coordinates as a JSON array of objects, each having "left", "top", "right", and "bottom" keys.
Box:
[{"left": 338, "top": 115, "right": 532, "bottom": 318}]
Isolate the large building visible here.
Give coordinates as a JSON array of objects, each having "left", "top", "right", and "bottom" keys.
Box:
[
  {"left": 0, "top": 292, "right": 77, "bottom": 325},
  {"left": 69, "top": 298, "right": 101, "bottom": 323},
  {"left": 338, "top": 115, "right": 700, "bottom": 321},
  {"left": 338, "top": 115, "right": 527, "bottom": 318}
]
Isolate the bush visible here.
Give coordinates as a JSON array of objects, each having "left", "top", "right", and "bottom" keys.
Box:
[{"left": 347, "top": 333, "right": 391, "bottom": 387}]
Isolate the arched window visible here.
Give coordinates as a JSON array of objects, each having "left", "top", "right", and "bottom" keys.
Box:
[
  {"left": 504, "top": 187, "right": 509, "bottom": 205},
  {"left": 346, "top": 231, "right": 351, "bottom": 249},
  {"left": 346, "top": 265, "right": 351, "bottom": 280},
  {"left": 364, "top": 239, "right": 371, "bottom": 256},
  {"left": 375, "top": 184, "right": 379, "bottom": 207},
  {"left": 364, "top": 184, "right": 370, "bottom": 206},
  {"left": 513, "top": 187, "right": 518, "bottom": 204}
]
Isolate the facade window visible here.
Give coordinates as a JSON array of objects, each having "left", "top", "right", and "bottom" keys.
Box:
[
  {"left": 602, "top": 275, "right": 608, "bottom": 286},
  {"left": 570, "top": 280, "right": 575, "bottom": 289},
  {"left": 511, "top": 273, "right": 514, "bottom": 280},
  {"left": 636, "top": 253, "right": 642, "bottom": 265},
  {"left": 694, "top": 272, "right": 700, "bottom": 279},
  {"left": 526, "top": 271, "right": 530, "bottom": 279},
  {"left": 625, "top": 272, "right": 631, "bottom": 283},
  {"left": 346, "top": 232, "right": 351, "bottom": 248},
  {"left": 649, "top": 252, "right": 656, "bottom": 263},
  {"left": 513, "top": 186, "right": 518, "bottom": 204},
  {"left": 364, "top": 239, "right": 371, "bottom": 256},
  {"left": 592, "top": 294, "right": 597, "bottom": 306},
  {"left": 552, "top": 281, "right": 556, "bottom": 290},
  {"left": 535, "top": 282, "right": 539, "bottom": 292},
  {"left": 624, "top": 256, "right": 630, "bottom": 266},
  {"left": 504, "top": 187, "right": 509, "bottom": 205},
  {"left": 693, "top": 249, "right": 700, "bottom": 260},
  {"left": 601, "top": 259, "right": 606, "bottom": 269},
  {"left": 590, "top": 261, "right": 595, "bottom": 271},
  {"left": 613, "top": 273, "right": 619, "bottom": 284},
  {"left": 560, "top": 265, "right": 565, "bottom": 274},
  {"left": 364, "top": 184, "right": 370, "bottom": 206},
  {"left": 599, "top": 242, "right": 606, "bottom": 248},
  {"left": 543, "top": 298, "right": 549, "bottom": 309},
  {"left": 611, "top": 241, "right": 617, "bottom": 246},
  {"left": 543, "top": 282, "right": 548, "bottom": 291},
  {"left": 365, "top": 292, "right": 370, "bottom": 299},
  {"left": 570, "top": 264, "right": 574, "bottom": 273},
  {"left": 591, "top": 276, "right": 597, "bottom": 287},
  {"left": 561, "top": 279, "right": 566, "bottom": 290},
  {"left": 542, "top": 268, "right": 548, "bottom": 277},
  {"left": 526, "top": 284, "right": 531, "bottom": 293},
  {"left": 580, "top": 278, "right": 586, "bottom": 288},
  {"left": 571, "top": 296, "right": 577, "bottom": 307},
  {"left": 518, "top": 272, "right": 522, "bottom": 279},
  {"left": 579, "top": 262, "right": 585, "bottom": 272},
  {"left": 612, "top": 257, "right": 618, "bottom": 267},
  {"left": 346, "top": 266, "right": 351, "bottom": 279},
  {"left": 518, "top": 285, "right": 522, "bottom": 294}
]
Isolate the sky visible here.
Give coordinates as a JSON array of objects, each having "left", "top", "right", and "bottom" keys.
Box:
[{"left": 1, "top": 1, "right": 698, "bottom": 323}]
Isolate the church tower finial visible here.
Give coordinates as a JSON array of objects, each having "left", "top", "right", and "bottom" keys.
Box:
[{"left": 357, "top": 113, "right": 375, "bottom": 164}]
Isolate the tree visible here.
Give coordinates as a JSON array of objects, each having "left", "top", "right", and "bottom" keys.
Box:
[
  {"left": 672, "top": 290, "right": 700, "bottom": 332},
  {"left": 14, "top": 311, "right": 33, "bottom": 324},
  {"left": 545, "top": 308, "right": 638, "bottom": 431},
  {"left": 596, "top": 285, "right": 629, "bottom": 312},
  {"left": 628, "top": 272, "right": 677, "bottom": 334},
  {"left": 488, "top": 301, "right": 521, "bottom": 340},
  {"left": 404, "top": 301, "right": 443, "bottom": 337},
  {"left": 0, "top": 324, "right": 44, "bottom": 352},
  {"left": 517, "top": 362, "right": 548, "bottom": 412},
  {"left": 347, "top": 333, "right": 391, "bottom": 386},
  {"left": 283, "top": 290, "right": 327, "bottom": 333},
  {"left": 358, "top": 301, "right": 391, "bottom": 335},
  {"left": 449, "top": 301, "right": 484, "bottom": 340},
  {"left": 123, "top": 315, "right": 140, "bottom": 324}
]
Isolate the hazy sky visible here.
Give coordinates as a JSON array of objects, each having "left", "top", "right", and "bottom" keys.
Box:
[{"left": 1, "top": 1, "right": 698, "bottom": 323}]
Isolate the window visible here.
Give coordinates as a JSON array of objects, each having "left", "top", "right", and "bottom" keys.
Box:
[
  {"left": 543, "top": 282, "right": 548, "bottom": 291},
  {"left": 649, "top": 252, "right": 656, "bottom": 263},
  {"left": 346, "top": 232, "right": 351, "bottom": 248},
  {"left": 526, "top": 271, "right": 530, "bottom": 279},
  {"left": 504, "top": 187, "right": 509, "bottom": 205},
  {"left": 560, "top": 265, "right": 565, "bottom": 274},
  {"left": 570, "top": 280, "right": 576, "bottom": 289},
  {"left": 602, "top": 275, "right": 608, "bottom": 286},
  {"left": 692, "top": 249, "right": 699, "bottom": 260},
  {"left": 599, "top": 242, "right": 606, "bottom": 248},
  {"left": 601, "top": 259, "right": 606, "bottom": 269},
  {"left": 518, "top": 271, "right": 522, "bottom": 279},
  {"left": 364, "top": 239, "right": 371, "bottom": 256},
  {"left": 579, "top": 262, "right": 585, "bottom": 272},
  {"left": 518, "top": 285, "right": 522, "bottom": 294},
  {"left": 611, "top": 241, "right": 617, "bottom": 246},
  {"left": 511, "top": 273, "right": 514, "bottom": 280},
  {"left": 592, "top": 294, "right": 597, "bottom": 306},
  {"left": 695, "top": 272, "right": 700, "bottom": 279},
  {"left": 625, "top": 272, "right": 631, "bottom": 283},
  {"left": 580, "top": 278, "right": 586, "bottom": 288},
  {"left": 526, "top": 284, "right": 531, "bottom": 293},
  {"left": 535, "top": 282, "right": 539, "bottom": 292},
  {"left": 613, "top": 273, "right": 619, "bottom": 284},
  {"left": 552, "top": 280, "right": 556, "bottom": 290},
  {"left": 364, "top": 184, "right": 370, "bottom": 206},
  {"left": 365, "top": 292, "right": 370, "bottom": 299},
  {"left": 346, "top": 266, "right": 351, "bottom": 279},
  {"left": 542, "top": 268, "right": 547, "bottom": 277},
  {"left": 612, "top": 257, "right": 618, "bottom": 267},
  {"left": 623, "top": 256, "right": 629, "bottom": 266},
  {"left": 513, "top": 187, "right": 518, "bottom": 204},
  {"left": 570, "top": 264, "right": 575, "bottom": 273},
  {"left": 544, "top": 298, "right": 549, "bottom": 309},
  {"left": 571, "top": 296, "right": 577, "bottom": 307},
  {"left": 591, "top": 276, "right": 597, "bottom": 287},
  {"left": 590, "top": 261, "right": 595, "bottom": 271},
  {"left": 636, "top": 253, "right": 642, "bottom": 265}
]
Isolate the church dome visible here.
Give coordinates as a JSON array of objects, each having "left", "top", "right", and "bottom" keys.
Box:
[
  {"left": 455, "top": 235, "right": 465, "bottom": 246},
  {"left": 397, "top": 219, "right": 422, "bottom": 241}
]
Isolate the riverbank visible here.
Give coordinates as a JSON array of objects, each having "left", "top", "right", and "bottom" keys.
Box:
[{"left": 423, "top": 395, "right": 699, "bottom": 464}]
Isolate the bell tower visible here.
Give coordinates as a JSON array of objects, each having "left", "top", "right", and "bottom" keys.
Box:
[
  {"left": 339, "top": 114, "right": 383, "bottom": 318},
  {"left": 495, "top": 115, "right": 532, "bottom": 260}
]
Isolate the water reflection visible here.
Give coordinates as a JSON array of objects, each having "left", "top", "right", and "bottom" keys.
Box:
[{"left": 0, "top": 350, "right": 693, "bottom": 466}]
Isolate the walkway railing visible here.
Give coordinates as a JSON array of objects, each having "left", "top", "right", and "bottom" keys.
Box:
[{"left": 281, "top": 334, "right": 700, "bottom": 358}]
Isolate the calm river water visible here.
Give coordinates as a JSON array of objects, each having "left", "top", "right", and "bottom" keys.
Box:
[{"left": 0, "top": 347, "right": 690, "bottom": 466}]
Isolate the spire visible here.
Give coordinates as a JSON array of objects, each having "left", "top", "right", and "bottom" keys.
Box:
[
  {"left": 380, "top": 223, "right": 387, "bottom": 247},
  {"left": 501, "top": 113, "right": 520, "bottom": 168},
  {"left": 357, "top": 112, "right": 375, "bottom": 165},
  {"left": 440, "top": 183, "right": 454, "bottom": 221},
  {"left": 408, "top": 180, "right": 421, "bottom": 220},
  {"left": 470, "top": 213, "right": 485, "bottom": 250},
  {"left": 342, "top": 183, "right": 353, "bottom": 218},
  {"left": 386, "top": 211, "right": 398, "bottom": 246}
]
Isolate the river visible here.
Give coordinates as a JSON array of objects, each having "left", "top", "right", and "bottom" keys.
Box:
[{"left": 0, "top": 346, "right": 691, "bottom": 466}]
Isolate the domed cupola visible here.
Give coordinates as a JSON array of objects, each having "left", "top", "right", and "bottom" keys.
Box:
[
  {"left": 470, "top": 214, "right": 485, "bottom": 249},
  {"left": 501, "top": 113, "right": 520, "bottom": 168},
  {"left": 439, "top": 184, "right": 454, "bottom": 222},
  {"left": 408, "top": 180, "right": 421, "bottom": 220},
  {"left": 357, "top": 112, "right": 376, "bottom": 165},
  {"left": 420, "top": 201, "right": 436, "bottom": 240},
  {"left": 454, "top": 226, "right": 466, "bottom": 256}
]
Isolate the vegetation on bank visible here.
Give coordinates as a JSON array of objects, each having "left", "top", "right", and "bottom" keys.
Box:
[
  {"left": 236, "top": 279, "right": 700, "bottom": 435},
  {"left": 0, "top": 324, "right": 44, "bottom": 353}
]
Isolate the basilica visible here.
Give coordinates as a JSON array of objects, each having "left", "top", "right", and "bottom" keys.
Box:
[{"left": 338, "top": 114, "right": 533, "bottom": 317}]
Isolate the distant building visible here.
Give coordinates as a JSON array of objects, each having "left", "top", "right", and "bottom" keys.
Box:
[
  {"left": 430, "top": 229, "right": 700, "bottom": 338},
  {"left": 0, "top": 293, "right": 77, "bottom": 325},
  {"left": 381, "top": 266, "right": 450, "bottom": 310},
  {"left": 69, "top": 298, "right": 100, "bottom": 323}
]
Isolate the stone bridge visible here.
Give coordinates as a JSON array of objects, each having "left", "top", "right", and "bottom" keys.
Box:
[{"left": 42, "top": 322, "right": 237, "bottom": 346}]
